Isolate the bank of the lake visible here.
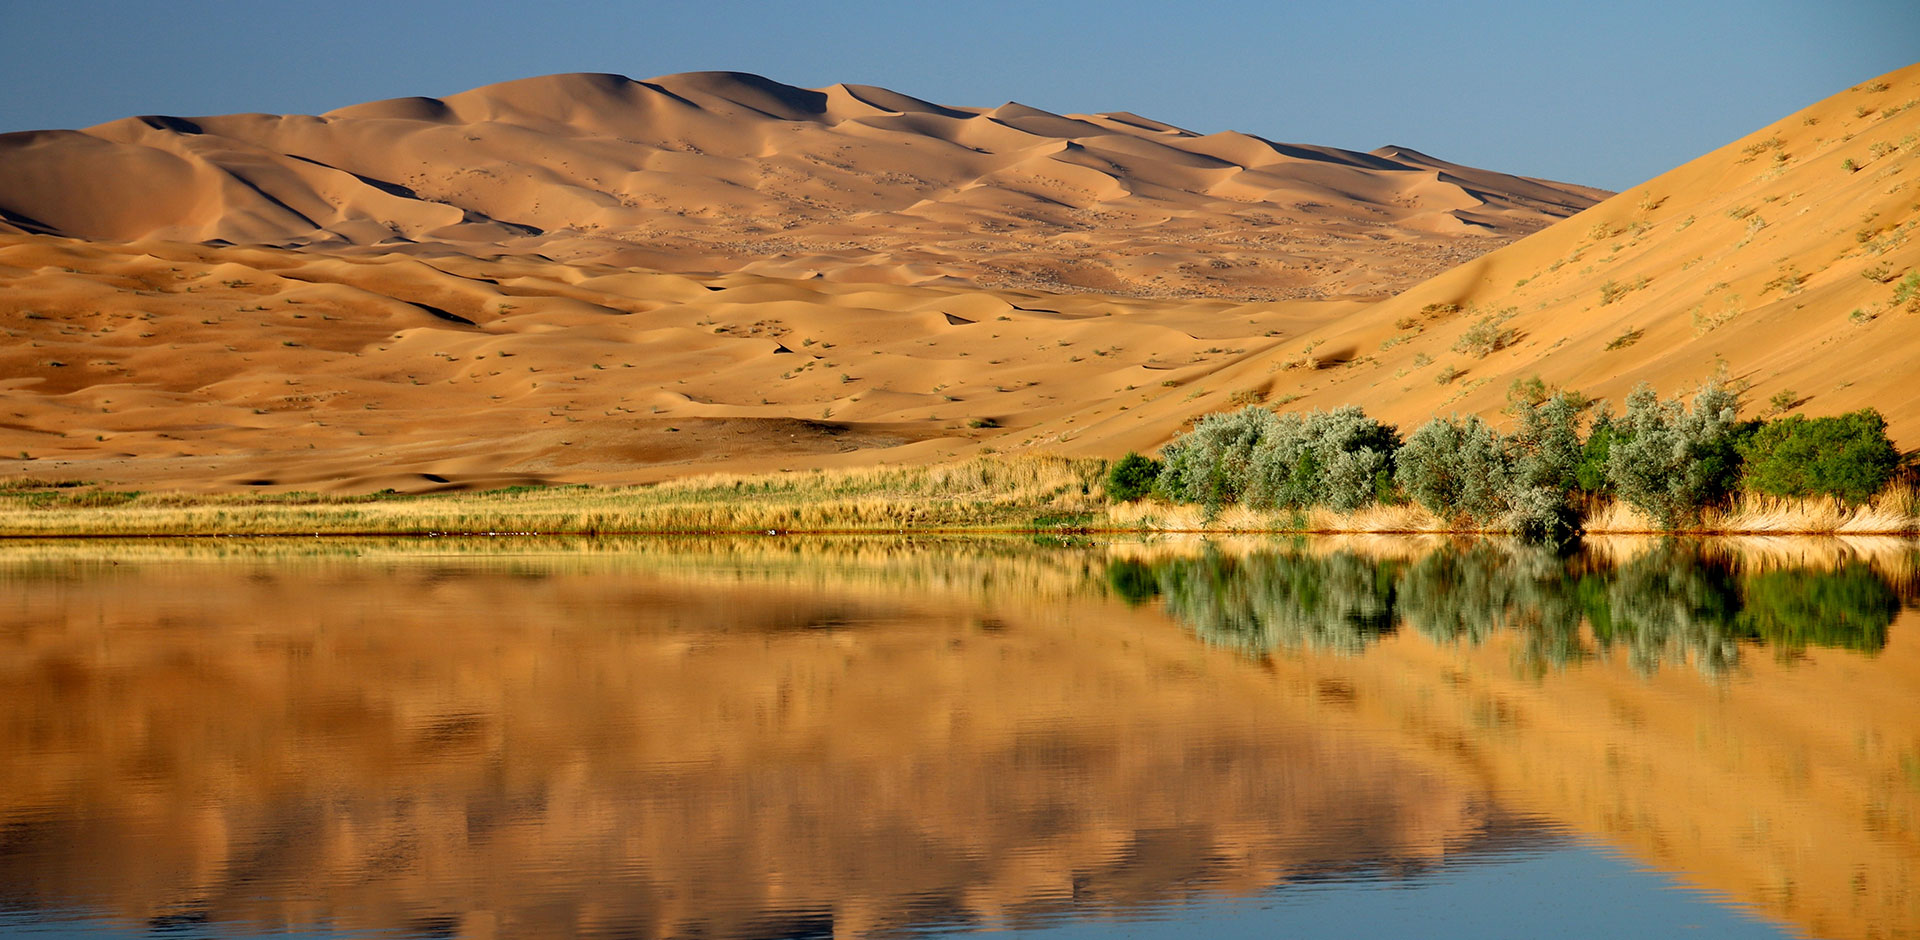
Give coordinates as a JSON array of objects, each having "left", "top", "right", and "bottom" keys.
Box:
[{"left": 4, "top": 454, "right": 1917, "bottom": 538}]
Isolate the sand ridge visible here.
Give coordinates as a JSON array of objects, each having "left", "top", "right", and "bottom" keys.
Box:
[{"left": 0, "top": 71, "right": 1605, "bottom": 302}]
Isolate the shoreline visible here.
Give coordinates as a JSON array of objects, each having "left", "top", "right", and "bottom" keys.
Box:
[
  {"left": 3, "top": 525, "right": 1917, "bottom": 540},
  {"left": 6, "top": 454, "right": 1915, "bottom": 540}
]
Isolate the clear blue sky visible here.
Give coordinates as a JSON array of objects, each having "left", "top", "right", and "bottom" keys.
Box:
[{"left": 3, "top": 0, "right": 1914, "bottom": 191}]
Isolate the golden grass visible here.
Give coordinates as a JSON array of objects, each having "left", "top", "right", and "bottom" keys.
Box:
[
  {"left": 0, "top": 456, "right": 1111, "bottom": 537},
  {"left": 1583, "top": 486, "right": 1920, "bottom": 535}
]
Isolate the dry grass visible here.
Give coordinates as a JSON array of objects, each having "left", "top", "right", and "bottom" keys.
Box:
[
  {"left": 0, "top": 456, "right": 1111, "bottom": 537},
  {"left": 1584, "top": 486, "right": 1920, "bottom": 535}
]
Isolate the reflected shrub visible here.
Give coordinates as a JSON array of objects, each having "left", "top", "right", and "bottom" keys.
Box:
[
  {"left": 1115, "top": 542, "right": 1905, "bottom": 678},
  {"left": 1106, "top": 558, "right": 1160, "bottom": 606},
  {"left": 1123, "top": 551, "right": 1400, "bottom": 655},
  {"left": 1590, "top": 545, "right": 1745, "bottom": 677},
  {"left": 1735, "top": 563, "right": 1896, "bottom": 652},
  {"left": 1396, "top": 543, "right": 1587, "bottom": 655}
]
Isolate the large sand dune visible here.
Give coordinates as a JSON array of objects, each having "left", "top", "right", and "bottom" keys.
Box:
[
  {"left": 0, "top": 71, "right": 1603, "bottom": 301},
  {"left": 1132, "top": 64, "right": 1920, "bottom": 447},
  {"left": 0, "top": 67, "right": 1913, "bottom": 492}
]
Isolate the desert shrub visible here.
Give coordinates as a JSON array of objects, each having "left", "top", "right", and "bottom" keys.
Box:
[
  {"left": 1394, "top": 415, "right": 1511, "bottom": 524},
  {"left": 1505, "top": 374, "right": 1551, "bottom": 410},
  {"left": 1605, "top": 381, "right": 1745, "bottom": 527},
  {"left": 1104, "top": 452, "right": 1163, "bottom": 503},
  {"left": 1246, "top": 407, "right": 1400, "bottom": 512},
  {"left": 1452, "top": 312, "right": 1518, "bottom": 357},
  {"left": 1894, "top": 270, "right": 1920, "bottom": 312},
  {"left": 1500, "top": 397, "right": 1584, "bottom": 538},
  {"left": 1155, "top": 406, "right": 1280, "bottom": 508},
  {"left": 1738, "top": 408, "right": 1901, "bottom": 504},
  {"left": 1509, "top": 395, "right": 1583, "bottom": 492}
]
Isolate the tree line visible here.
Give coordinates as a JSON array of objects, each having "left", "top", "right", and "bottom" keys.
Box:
[{"left": 1105, "top": 382, "right": 1907, "bottom": 535}]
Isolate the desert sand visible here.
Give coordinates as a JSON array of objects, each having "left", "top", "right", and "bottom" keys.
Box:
[
  {"left": 0, "top": 66, "right": 1914, "bottom": 493},
  {"left": 0, "top": 71, "right": 1603, "bottom": 301}
]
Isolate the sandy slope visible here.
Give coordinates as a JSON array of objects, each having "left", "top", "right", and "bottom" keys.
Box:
[
  {"left": 0, "top": 234, "right": 1363, "bottom": 490},
  {"left": 1124, "top": 64, "right": 1920, "bottom": 447},
  {"left": 0, "top": 67, "right": 1913, "bottom": 492},
  {"left": 0, "top": 71, "right": 1602, "bottom": 302}
]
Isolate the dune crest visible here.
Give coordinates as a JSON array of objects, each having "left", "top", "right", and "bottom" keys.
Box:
[{"left": 0, "top": 71, "right": 1604, "bottom": 301}]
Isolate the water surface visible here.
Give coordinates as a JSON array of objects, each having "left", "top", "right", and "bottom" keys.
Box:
[{"left": 0, "top": 536, "right": 1914, "bottom": 939}]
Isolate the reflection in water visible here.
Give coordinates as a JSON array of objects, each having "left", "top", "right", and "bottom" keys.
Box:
[
  {"left": 0, "top": 540, "right": 1545, "bottom": 939},
  {"left": 1127, "top": 540, "right": 1909, "bottom": 677},
  {"left": 0, "top": 536, "right": 1912, "bottom": 939},
  {"left": 1113, "top": 551, "right": 1400, "bottom": 656}
]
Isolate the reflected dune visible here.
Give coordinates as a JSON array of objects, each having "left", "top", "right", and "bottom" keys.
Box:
[{"left": 0, "top": 544, "right": 1528, "bottom": 938}]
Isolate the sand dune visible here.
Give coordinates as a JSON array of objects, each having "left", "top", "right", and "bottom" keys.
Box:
[
  {"left": 0, "top": 71, "right": 1603, "bottom": 301},
  {"left": 1125, "top": 63, "right": 1920, "bottom": 447},
  {"left": 0, "top": 231, "right": 1366, "bottom": 491},
  {"left": 0, "top": 67, "right": 1913, "bottom": 492}
]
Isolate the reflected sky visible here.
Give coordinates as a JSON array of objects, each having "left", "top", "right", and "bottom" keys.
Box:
[{"left": 0, "top": 536, "right": 1912, "bottom": 939}]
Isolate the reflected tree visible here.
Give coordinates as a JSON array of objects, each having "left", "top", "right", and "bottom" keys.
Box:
[
  {"left": 1111, "top": 541, "right": 1907, "bottom": 679},
  {"left": 1734, "top": 562, "right": 1896, "bottom": 654},
  {"left": 1590, "top": 545, "right": 1744, "bottom": 678},
  {"left": 1127, "top": 550, "right": 1401, "bottom": 656}
]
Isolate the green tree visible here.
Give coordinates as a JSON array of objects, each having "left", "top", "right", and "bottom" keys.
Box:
[
  {"left": 1247, "top": 407, "right": 1400, "bottom": 512},
  {"left": 1606, "top": 381, "right": 1744, "bottom": 527},
  {"left": 1738, "top": 409, "right": 1901, "bottom": 505},
  {"left": 1156, "top": 406, "right": 1279, "bottom": 509},
  {"left": 1394, "top": 415, "right": 1511, "bottom": 524},
  {"left": 1105, "top": 452, "right": 1163, "bottom": 503}
]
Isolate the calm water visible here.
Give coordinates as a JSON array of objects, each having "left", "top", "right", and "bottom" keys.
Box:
[{"left": 0, "top": 536, "right": 1915, "bottom": 939}]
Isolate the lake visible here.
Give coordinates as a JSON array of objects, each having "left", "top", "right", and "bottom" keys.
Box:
[{"left": 0, "top": 535, "right": 1915, "bottom": 939}]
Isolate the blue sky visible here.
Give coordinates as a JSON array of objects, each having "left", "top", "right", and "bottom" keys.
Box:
[{"left": 3, "top": 0, "right": 1914, "bottom": 190}]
